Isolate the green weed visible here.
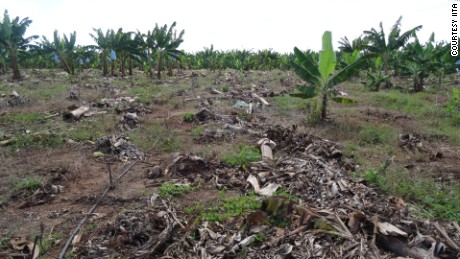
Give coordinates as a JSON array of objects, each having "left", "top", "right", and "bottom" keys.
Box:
[
  {"left": 199, "top": 193, "right": 261, "bottom": 222},
  {"left": 360, "top": 168, "right": 460, "bottom": 221},
  {"left": 237, "top": 111, "right": 250, "bottom": 121},
  {"left": 14, "top": 177, "right": 42, "bottom": 193},
  {"left": 34, "top": 84, "right": 67, "bottom": 100},
  {"left": 183, "top": 112, "right": 196, "bottom": 122},
  {"left": 185, "top": 207, "right": 195, "bottom": 215},
  {"left": 159, "top": 183, "right": 193, "bottom": 198},
  {"left": 270, "top": 216, "right": 291, "bottom": 228},
  {"left": 220, "top": 84, "right": 229, "bottom": 92},
  {"left": 191, "top": 125, "right": 204, "bottom": 138},
  {"left": 272, "top": 95, "right": 308, "bottom": 115},
  {"left": 221, "top": 145, "right": 261, "bottom": 166},
  {"left": 0, "top": 237, "right": 10, "bottom": 250},
  {"left": 254, "top": 232, "right": 266, "bottom": 243},
  {"left": 158, "top": 138, "right": 182, "bottom": 152},
  {"left": 128, "top": 85, "right": 161, "bottom": 104},
  {"left": 0, "top": 112, "right": 45, "bottom": 125},
  {"left": 12, "top": 131, "right": 64, "bottom": 149},
  {"left": 39, "top": 232, "right": 64, "bottom": 256},
  {"left": 445, "top": 88, "right": 460, "bottom": 116},
  {"left": 86, "top": 223, "right": 97, "bottom": 233},
  {"left": 358, "top": 123, "right": 395, "bottom": 145},
  {"left": 127, "top": 121, "right": 163, "bottom": 151},
  {"left": 68, "top": 119, "right": 113, "bottom": 141},
  {"left": 371, "top": 91, "right": 431, "bottom": 116},
  {"left": 273, "top": 188, "right": 298, "bottom": 201}
]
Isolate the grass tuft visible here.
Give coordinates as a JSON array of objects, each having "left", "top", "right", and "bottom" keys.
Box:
[{"left": 221, "top": 145, "right": 261, "bottom": 166}]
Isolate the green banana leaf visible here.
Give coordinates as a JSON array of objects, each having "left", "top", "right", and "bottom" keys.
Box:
[
  {"left": 318, "top": 31, "right": 336, "bottom": 81},
  {"left": 327, "top": 57, "right": 365, "bottom": 88},
  {"left": 289, "top": 85, "right": 317, "bottom": 99},
  {"left": 292, "top": 47, "right": 321, "bottom": 86},
  {"left": 331, "top": 96, "right": 357, "bottom": 104}
]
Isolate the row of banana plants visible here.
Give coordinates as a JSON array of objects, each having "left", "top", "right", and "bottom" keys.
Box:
[{"left": 1, "top": 10, "right": 458, "bottom": 93}]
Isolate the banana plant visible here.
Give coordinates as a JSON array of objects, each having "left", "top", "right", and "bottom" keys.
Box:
[
  {"left": 433, "top": 41, "right": 459, "bottom": 85},
  {"left": 290, "top": 31, "right": 365, "bottom": 119},
  {"left": 362, "top": 57, "right": 390, "bottom": 91},
  {"left": 400, "top": 33, "right": 439, "bottom": 92},
  {"left": 0, "top": 10, "right": 38, "bottom": 80},
  {"left": 362, "top": 17, "right": 422, "bottom": 88},
  {"left": 112, "top": 28, "right": 134, "bottom": 77},
  {"left": 146, "top": 21, "right": 184, "bottom": 79},
  {"left": 40, "top": 30, "right": 78, "bottom": 74},
  {"left": 89, "top": 28, "right": 112, "bottom": 76}
]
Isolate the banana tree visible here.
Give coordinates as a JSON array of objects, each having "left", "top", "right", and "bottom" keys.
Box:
[
  {"left": 40, "top": 30, "right": 77, "bottom": 74},
  {"left": 0, "top": 10, "right": 38, "bottom": 80},
  {"left": 201, "top": 45, "right": 222, "bottom": 71},
  {"left": 400, "top": 33, "right": 438, "bottom": 92},
  {"left": 433, "top": 41, "right": 459, "bottom": 85},
  {"left": 362, "top": 57, "right": 390, "bottom": 91},
  {"left": 146, "top": 21, "right": 184, "bottom": 79},
  {"left": 338, "top": 35, "right": 367, "bottom": 53},
  {"left": 89, "top": 28, "right": 112, "bottom": 76},
  {"left": 112, "top": 28, "right": 134, "bottom": 77},
  {"left": 290, "top": 31, "right": 365, "bottom": 119},
  {"left": 0, "top": 47, "right": 7, "bottom": 73},
  {"left": 255, "top": 49, "right": 280, "bottom": 70},
  {"left": 363, "top": 16, "right": 422, "bottom": 88}
]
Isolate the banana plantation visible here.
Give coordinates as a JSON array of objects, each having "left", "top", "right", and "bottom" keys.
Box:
[{"left": 1, "top": 9, "right": 460, "bottom": 259}]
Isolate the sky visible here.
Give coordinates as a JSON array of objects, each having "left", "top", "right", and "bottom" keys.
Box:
[{"left": 2, "top": 0, "right": 451, "bottom": 53}]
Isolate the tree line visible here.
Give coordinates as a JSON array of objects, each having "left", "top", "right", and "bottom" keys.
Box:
[{"left": 0, "top": 10, "right": 457, "bottom": 94}]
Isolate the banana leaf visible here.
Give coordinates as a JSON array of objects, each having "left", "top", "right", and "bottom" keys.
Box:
[
  {"left": 327, "top": 57, "right": 365, "bottom": 88},
  {"left": 292, "top": 47, "right": 321, "bottom": 86},
  {"left": 331, "top": 96, "right": 357, "bottom": 104},
  {"left": 318, "top": 31, "right": 336, "bottom": 81},
  {"left": 289, "top": 85, "right": 317, "bottom": 99}
]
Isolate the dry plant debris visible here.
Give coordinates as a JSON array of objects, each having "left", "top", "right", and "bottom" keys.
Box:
[{"left": 74, "top": 126, "right": 459, "bottom": 258}]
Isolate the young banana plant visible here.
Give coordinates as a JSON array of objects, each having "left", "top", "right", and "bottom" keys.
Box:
[{"left": 290, "top": 31, "right": 365, "bottom": 119}]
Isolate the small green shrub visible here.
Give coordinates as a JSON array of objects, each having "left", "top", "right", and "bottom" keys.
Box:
[
  {"left": 14, "top": 177, "right": 42, "bottom": 193},
  {"left": 128, "top": 121, "right": 164, "bottom": 151},
  {"left": 273, "top": 188, "right": 298, "bottom": 201},
  {"left": 159, "top": 183, "right": 192, "bottom": 198},
  {"left": 0, "top": 112, "right": 45, "bottom": 124},
  {"left": 183, "top": 112, "right": 196, "bottom": 123},
  {"left": 237, "top": 111, "right": 250, "bottom": 121},
  {"left": 159, "top": 138, "right": 182, "bottom": 152},
  {"left": 254, "top": 233, "right": 266, "bottom": 243},
  {"left": 445, "top": 88, "right": 460, "bottom": 116},
  {"left": 270, "top": 216, "right": 292, "bottom": 228},
  {"left": 363, "top": 169, "right": 384, "bottom": 186},
  {"left": 359, "top": 124, "right": 394, "bottom": 145},
  {"left": 221, "top": 145, "right": 261, "bottom": 166},
  {"left": 199, "top": 193, "right": 261, "bottom": 222},
  {"left": 39, "top": 232, "right": 64, "bottom": 255},
  {"left": 221, "top": 84, "right": 229, "bottom": 92},
  {"left": 272, "top": 96, "right": 308, "bottom": 115},
  {"left": 12, "top": 131, "right": 64, "bottom": 149},
  {"left": 128, "top": 85, "right": 161, "bottom": 104},
  {"left": 0, "top": 237, "right": 10, "bottom": 250},
  {"left": 191, "top": 125, "right": 205, "bottom": 138},
  {"left": 445, "top": 88, "right": 460, "bottom": 126},
  {"left": 359, "top": 168, "right": 460, "bottom": 221}
]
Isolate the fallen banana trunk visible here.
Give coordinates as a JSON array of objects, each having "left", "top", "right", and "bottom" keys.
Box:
[
  {"left": 252, "top": 92, "right": 270, "bottom": 106},
  {"left": 63, "top": 106, "right": 90, "bottom": 121},
  {"left": 257, "top": 138, "right": 276, "bottom": 160}
]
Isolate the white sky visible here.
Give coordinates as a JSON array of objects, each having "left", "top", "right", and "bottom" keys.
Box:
[{"left": 2, "top": 0, "right": 451, "bottom": 53}]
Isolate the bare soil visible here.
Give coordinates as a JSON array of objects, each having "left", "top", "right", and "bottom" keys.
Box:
[{"left": 0, "top": 69, "right": 459, "bottom": 258}]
